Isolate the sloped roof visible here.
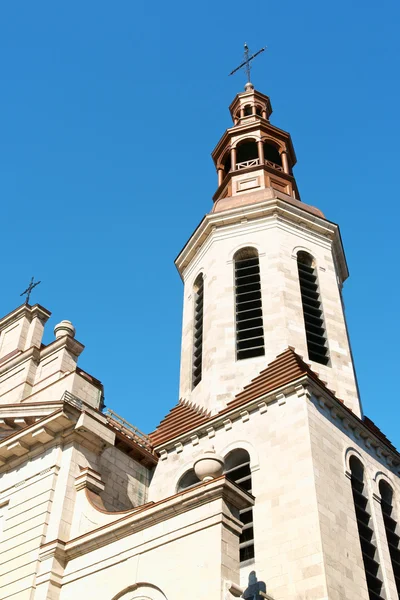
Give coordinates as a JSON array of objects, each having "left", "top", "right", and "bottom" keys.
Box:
[
  {"left": 150, "top": 400, "right": 212, "bottom": 447},
  {"left": 150, "top": 348, "right": 336, "bottom": 448},
  {"left": 220, "top": 347, "right": 335, "bottom": 413}
]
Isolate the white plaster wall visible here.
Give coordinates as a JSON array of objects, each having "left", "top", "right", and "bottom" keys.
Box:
[{"left": 179, "top": 213, "right": 360, "bottom": 416}]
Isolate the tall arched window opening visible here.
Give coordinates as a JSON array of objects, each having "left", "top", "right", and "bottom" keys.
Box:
[
  {"left": 236, "top": 139, "right": 258, "bottom": 167},
  {"left": 234, "top": 248, "right": 265, "bottom": 361},
  {"left": 192, "top": 274, "right": 204, "bottom": 389},
  {"left": 379, "top": 480, "right": 400, "bottom": 594},
  {"left": 263, "top": 142, "right": 282, "bottom": 166},
  {"left": 225, "top": 449, "right": 254, "bottom": 563},
  {"left": 350, "top": 456, "right": 384, "bottom": 599},
  {"left": 297, "top": 251, "right": 330, "bottom": 366}
]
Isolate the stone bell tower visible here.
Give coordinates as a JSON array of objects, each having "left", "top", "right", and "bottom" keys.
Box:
[{"left": 176, "top": 82, "right": 361, "bottom": 418}]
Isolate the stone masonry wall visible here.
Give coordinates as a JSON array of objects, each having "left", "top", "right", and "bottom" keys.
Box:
[{"left": 179, "top": 213, "right": 360, "bottom": 417}]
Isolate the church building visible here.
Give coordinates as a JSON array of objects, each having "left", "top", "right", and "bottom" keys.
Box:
[{"left": 0, "top": 77, "right": 399, "bottom": 600}]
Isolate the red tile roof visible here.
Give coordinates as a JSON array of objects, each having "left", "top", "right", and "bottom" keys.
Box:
[
  {"left": 149, "top": 400, "right": 211, "bottom": 447},
  {"left": 220, "top": 347, "right": 333, "bottom": 414},
  {"left": 150, "top": 348, "right": 335, "bottom": 447}
]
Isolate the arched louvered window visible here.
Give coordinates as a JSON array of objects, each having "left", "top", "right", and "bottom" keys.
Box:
[
  {"left": 297, "top": 251, "right": 329, "bottom": 366},
  {"left": 225, "top": 449, "right": 255, "bottom": 563},
  {"left": 379, "top": 480, "right": 400, "bottom": 594},
  {"left": 192, "top": 274, "right": 204, "bottom": 389},
  {"left": 350, "top": 456, "right": 384, "bottom": 599},
  {"left": 234, "top": 248, "right": 265, "bottom": 361}
]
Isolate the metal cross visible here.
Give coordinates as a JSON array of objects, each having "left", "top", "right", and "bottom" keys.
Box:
[
  {"left": 20, "top": 276, "right": 41, "bottom": 305},
  {"left": 229, "top": 43, "right": 267, "bottom": 84}
]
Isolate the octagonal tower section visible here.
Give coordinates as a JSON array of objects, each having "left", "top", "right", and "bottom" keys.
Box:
[{"left": 176, "top": 85, "right": 361, "bottom": 419}]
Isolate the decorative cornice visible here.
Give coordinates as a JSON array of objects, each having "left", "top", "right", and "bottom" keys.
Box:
[
  {"left": 174, "top": 196, "right": 348, "bottom": 283},
  {"left": 0, "top": 303, "right": 51, "bottom": 331},
  {"left": 153, "top": 374, "right": 400, "bottom": 476},
  {"left": 63, "top": 476, "right": 253, "bottom": 560}
]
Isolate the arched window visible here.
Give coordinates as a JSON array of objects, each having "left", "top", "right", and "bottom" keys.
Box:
[
  {"left": 236, "top": 139, "right": 258, "bottom": 167},
  {"left": 350, "top": 456, "right": 384, "bottom": 599},
  {"left": 379, "top": 480, "right": 400, "bottom": 594},
  {"left": 222, "top": 151, "right": 231, "bottom": 178},
  {"left": 234, "top": 248, "right": 265, "bottom": 361},
  {"left": 192, "top": 274, "right": 204, "bottom": 389},
  {"left": 263, "top": 142, "right": 282, "bottom": 166},
  {"left": 177, "top": 469, "right": 200, "bottom": 492},
  {"left": 297, "top": 251, "right": 329, "bottom": 366},
  {"left": 243, "top": 104, "right": 252, "bottom": 116},
  {"left": 225, "top": 449, "right": 254, "bottom": 563},
  {"left": 255, "top": 105, "right": 262, "bottom": 116}
]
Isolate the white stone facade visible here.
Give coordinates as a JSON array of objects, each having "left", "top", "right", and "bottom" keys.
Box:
[
  {"left": 177, "top": 191, "right": 361, "bottom": 417},
  {"left": 0, "top": 85, "right": 399, "bottom": 600}
]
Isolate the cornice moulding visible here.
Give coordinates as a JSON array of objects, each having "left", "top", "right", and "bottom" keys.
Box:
[
  {"left": 153, "top": 375, "right": 400, "bottom": 471},
  {"left": 0, "top": 304, "right": 51, "bottom": 331},
  {"left": 63, "top": 476, "right": 253, "bottom": 560},
  {"left": 175, "top": 197, "right": 347, "bottom": 282}
]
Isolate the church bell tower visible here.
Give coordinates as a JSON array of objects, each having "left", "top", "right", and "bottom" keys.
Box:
[{"left": 176, "top": 80, "right": 361, "bottom": 417}]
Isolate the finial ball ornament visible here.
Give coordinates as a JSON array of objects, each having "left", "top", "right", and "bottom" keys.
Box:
[
  {"left": 54, "top": 320, "right": 76, "bottom": 339},
  {"left": 193, "top": 448, "right": 224, "bottom": 482},
  {"left": 245, "top": 82, "right": 254, "bottom": 91}
]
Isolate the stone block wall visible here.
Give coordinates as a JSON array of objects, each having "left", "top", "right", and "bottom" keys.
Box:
[{"left": 178, "top": 210, "right": 360, "bottom": 416}]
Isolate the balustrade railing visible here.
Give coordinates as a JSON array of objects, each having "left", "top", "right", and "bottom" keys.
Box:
[
  {"left": 104, "top": 408, "right": 152, "bottom": 451},
  {"left": 236, "top": 158, "right": 260, "bottom": 170},
  {"left": 60, "top": 391, "right": 152, "bottom": 452},
  {"left": 235, "top": 158, "right": 284, "bottom": 172}
]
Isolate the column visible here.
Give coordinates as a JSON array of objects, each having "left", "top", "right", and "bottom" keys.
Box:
[
  {"left": 231, "top": 147, "right": 237, "bottom": 171},
  {"left": 262, "top": 108, "right": 267, "bottom": 119},
  {"left": 217, "top": 168, "right": 224, "bottom": 186},
  {"left": 240, "top": 107, "right": 244, "bottom": 119},
  {"left": 281, "top": 151, "right": 290, "bottom": 174},
  {"left": 257, "top": 140, "right": 264, "bottom": 165}
]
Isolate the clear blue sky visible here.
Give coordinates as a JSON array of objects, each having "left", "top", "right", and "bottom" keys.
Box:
[{"left": 0, "top": 1, "right": 399, "bottom": 445}]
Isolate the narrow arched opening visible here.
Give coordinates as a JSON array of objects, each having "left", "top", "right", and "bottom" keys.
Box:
[
  {"left": 263, "top": 142, "right": 282, "bottom": 166},
  {"left": 192, "top": 274, "right": 204, "bottom": 389},
  {"left": 379, "top": 479, "right": 400, "bottom": 594},
  {"left": 236, "top": 139, "right": 258, "bottom": 168},
  {"left": 349, "top": 456, "right": 384, "bottom": 599},
  {"left": 297, "top": 251, "right": 329, "bottom": 366},
  {"left": 255, "top": 105, "right": 262, "bottom": 116},
  {"left": 222, "top": 151, "right": 231, "bottom": 179},
  {"left": 225, "top": 448, "right": 254, "bottom": 563},
  {"left": 243, "top": 104, "right": 252, "bottom": 116},
  {"left": 234, "top": 247, "right": 265, "bottom": 361}
]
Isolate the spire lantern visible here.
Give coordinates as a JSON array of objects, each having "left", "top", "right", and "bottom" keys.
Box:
[{"left": 212, "top": 86, "right": 299, "bottom": 208}]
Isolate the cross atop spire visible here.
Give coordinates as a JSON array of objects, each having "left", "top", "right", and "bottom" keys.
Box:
[
  {"left": 229, "top": 43, "right": 266, "bottom": 86},
  {"left": 20, "top": 276, "right": 41, "bottom": 305}
]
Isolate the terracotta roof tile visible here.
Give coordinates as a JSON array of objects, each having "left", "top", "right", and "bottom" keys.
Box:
[
  {"left": 219, "top": 347, "right": 334, "bottom": 414},
  {"left": 150, "top": 348, "right": 335, "bottom": 447},
  {"left": 149, "top": 400, "right": 211, "bottom": 447}
]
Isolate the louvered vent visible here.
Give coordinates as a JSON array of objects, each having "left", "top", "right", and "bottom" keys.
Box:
[
  {"left": 350, "top": 457, "right": 384, "bottom": 600},
  {"left": 192, "top": 274, "right": 204, "bottom": 389},
  {"left": 225, "top": 450, "right": 255, "bottom": 563},
  {"left": 379, "top": 480, "right": 400, "bottom": 595},
  {"left": 297, "top": 252, "right": 329, "bottom": 366},
  {"left": 235, "top": 249, "right": 265, "bottom": 361}
]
